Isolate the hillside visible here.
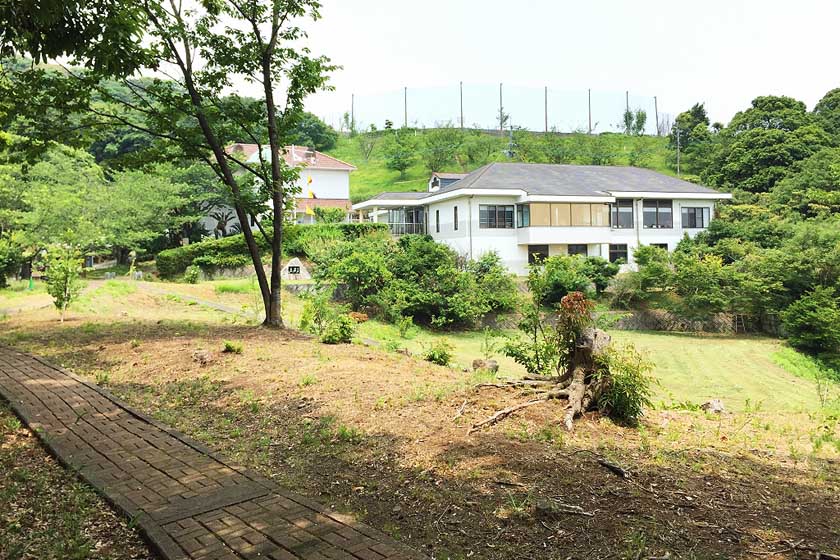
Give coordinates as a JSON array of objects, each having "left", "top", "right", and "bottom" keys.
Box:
[{"left": 326, "top": 131, "right": 675, "bottom": 203}]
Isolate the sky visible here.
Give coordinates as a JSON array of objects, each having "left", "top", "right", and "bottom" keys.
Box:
[{"left": 290, "top": 0, "right": 840, "bottom": 133}]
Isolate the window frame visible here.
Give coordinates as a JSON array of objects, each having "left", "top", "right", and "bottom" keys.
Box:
[
  {"left": 516, "top": 204, "right": 530, "bottom": 228},
  {"left": 610, "top": 199, "right": 634, "bottom": 229},
  {"left": 567, "top": 244, "right": 588, "bottom": 257},
  {"left": 643, "top": 199, "right": 674, "bottom": 229},
  {"left": 453, "top": 206, "right": 458, "bottom": 231},
  {"left": 479, "top": 204, "right": 515, "bottom": 229},
  {"left": 681, "top": 206, "right": 710, "bottom": 229},
  {"left": 608, "top": 244, "right": 629, "bottom": 263}
]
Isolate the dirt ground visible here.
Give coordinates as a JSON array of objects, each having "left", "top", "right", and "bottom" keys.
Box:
[
  {"left": 1, "top": 285, "right": 838, "bottom": 560},
  {"left": 0, "top": 403, "right": 156, "bottom": 560}
]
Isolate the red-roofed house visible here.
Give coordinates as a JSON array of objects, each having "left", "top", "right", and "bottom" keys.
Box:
[{"left": 203, "top": 144, "right": 356, "bottom": 236}]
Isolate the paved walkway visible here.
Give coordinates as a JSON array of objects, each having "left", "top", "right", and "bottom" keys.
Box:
[{"left": 0, "top": 346, "right": 424, "bottom": 560}]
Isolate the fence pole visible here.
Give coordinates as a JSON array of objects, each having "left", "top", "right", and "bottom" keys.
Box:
[
  {"left": 544, "top": 86, "right": 548, "bottom": 133},
  {"left": 654, "top": 96, "right": 660, "bottom": 136},
  {"left": 460, "top": 81, "right": 464, "bottom": 129}
]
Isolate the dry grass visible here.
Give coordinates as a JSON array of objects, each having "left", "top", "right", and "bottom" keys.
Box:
[{"left": 1, "top": 279, "right": 838, "bottom": 560}]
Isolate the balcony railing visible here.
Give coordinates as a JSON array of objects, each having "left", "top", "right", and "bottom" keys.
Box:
[{"left": 387, "top": 222, "right": 426, "bottom": 235}]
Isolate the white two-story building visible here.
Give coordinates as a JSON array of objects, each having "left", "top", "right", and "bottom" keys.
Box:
[{"left": 352, "top": 162, "right": 731, "bottom": 275}]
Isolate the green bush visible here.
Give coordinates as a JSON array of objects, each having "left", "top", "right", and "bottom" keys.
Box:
[
  {"left": 156, "top": 223, "right": 389, "bottom": 277},
  {"left": 299, "top": 290, "right": 356, "bottom": 344},
  {"left": 314, "top": 234, "right": 515, "bottom": 329},
  {"left": 320, "top": 314, "right": 355, "bottom": 344},
  {"left": 183, "top": 265, "right": 201, "bottom": 284},
  {"left": 222, "top": 340, "right": 243, "bottom": 354},
  {"left": 597, "top": 344, "right": 655, "bottom": 425},
  {"left": 537, "top": 256, "right": 594, "bottom": 306},
  {"left": 156, "top": 234, "right": 269, "bottom": 277},
  {"left": 580, "top": 256, "right": 620, "bottom": 294},
  {"left": 781, "top": 287, "right": 840, "bottom": 354},
  {"left": 423, "top": 340, "right": 453, "bottom": 366}
]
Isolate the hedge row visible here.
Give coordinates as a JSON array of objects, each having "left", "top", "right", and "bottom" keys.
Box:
[{"left": 155, "top": 222, "right": 388, "bottom": 277}]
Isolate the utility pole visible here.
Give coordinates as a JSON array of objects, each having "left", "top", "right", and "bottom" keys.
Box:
[
  {"left": 654, "top": 96, "right": 660, "bottom": 136},
  {"left": 351, "top": 93, "right": 355, "bottom": 134},
  {"left": 587, "top": 88, "right": 592, "bottom": 134},
  {"left": 403, "top": 86, "right": 408, "bottom": 128},
  {"left": 676, "top": 125, "right": 681, "bottom": 176},
  {"left": 460, "top": 81, "right": 464, "bottom": 129},
  {"left": 499, "top": 82, "right": 504, "bottom": 136},
  {"left": 544, "top": 86, "right": 548, "bottom": 133},
  {"left": 625, "top": 90, "right": 629, "bottom": 113}
]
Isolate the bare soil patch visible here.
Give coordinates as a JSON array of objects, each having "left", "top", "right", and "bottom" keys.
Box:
[{"left": 1, "top": 289, "right": 838, "bottom": 559}]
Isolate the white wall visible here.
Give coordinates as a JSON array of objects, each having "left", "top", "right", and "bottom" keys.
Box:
[
  {"left": 426, "top": 196, "right": 718, "bottom": 275},
  {"left": 296, "top": 169, "right": 350, "bottom": 199}
]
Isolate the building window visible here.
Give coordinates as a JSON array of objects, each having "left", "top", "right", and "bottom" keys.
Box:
[
  {"left": 681, "top": 207, "right": 710, "bottom": 228},
  {"left": 479, "top": 204, "right": 515, "bottom": 229},
  {"left": 643, "top": 200, "right": 673, "bottom": 228},
  {"left": 610, "top": 199, "right": 634, "bottom": 229},
  {"left": 609, "top": 244, "right": 628, "bottom": 263},
  {"left": 650, "top": 243, "right": 669, "bottom": 250},
  {"left": 528, "top": 245, "right": 549, "bottom": 264},
  {"left": 568, "top": 244, "right": 588, "bottom": 256},
  {"left": 454, "top": 206, "right": 458, "bottom": 231},
  {"left": 517, "top": 204, "right": 530, "bottom": 228},
  {"left": 435, "top": 209, "right": 440, "bottom": 233}
]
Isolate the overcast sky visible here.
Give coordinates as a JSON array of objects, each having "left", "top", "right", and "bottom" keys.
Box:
[{"left": 294, "top": 0, "right": 839, "bottom": 132}]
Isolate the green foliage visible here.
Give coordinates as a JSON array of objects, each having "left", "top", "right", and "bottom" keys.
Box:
[
  {"left": 503, "top": 290, "right": 594, "bottom": 377},
  {"left": 770, "top": 148, "right": 840, "bottom": 217},
  {"left": 382, "top": 128, "right": 417, "bottom": 178},
  {"left": 421, "top": 125, "right": 464, "bottom": 172},
  {"left": 315, "top": 234, "right": 516, "bottom": 330},
  {"left": 781, "top": 287, "right": 840, "bottom": 354},
  {"left": 320, "top": 314, "right": 355, "bottom": 344},
  {"left": 423, "top": 340, "right": 453, "bottom": 366},
  {"left": 597, "top": 344, "right": 655, "bottom": 425},
  {"left": 155, "top": 223, "right": 386, "bottom": 276},
  {"left": 299, "top": 290, "right": 355, "bottom": 344},
  {"left": 531, "top": 255, "right": 594, "bottom": 306},
  {"left": 288, "top": 111, "right": 338, "bottom": 151},
  {"left": 466, "top": 252, "right": 520, "bottom": 312},
  {"left": 0, "top": 233, "right": 22, "bottom": 288},
  {"left": 44, "top": 246, "right": 84, "bottom": 322},
  {"left": 183, "top": 265, "right": 200, "bottom": 284},
  {"left": 311, "top": 207, "right": 346, "bottom": 223},
  {"left": 222, "top": 340, "right": 243, "bottom": 354}
]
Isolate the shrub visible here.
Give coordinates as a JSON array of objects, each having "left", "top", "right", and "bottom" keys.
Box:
[
  {"left": 580, "top": 256, "right": 620, "bottom": 294},
  {"left": 423, "top": 340, "right": 453, "bottom": 366},
  {"left": 184, "top": 265, "right": 201, "bottom": 284},
  {"left": 781, "top": 287, "right": 840, "bottom": 354},
  {"left": 300, "top": 290, "right": 356, "bottom": 344},
  {"left": 156, "top": 234, "right": 269, "bottom": 277},
  {"left": 156, "top": 223, "right": 390, "bottom": 277},
  {"left": 535, "top": 256, "right": 594, "bottom": 306},
  {"left": 468, "top": 252, "right": 519, "bottom": 312},
  {"left": 320, "top": 314, "right": 355, "bottom": 344},
  {"left": 596, "top": 344, "right": 656, "bottom": 425},
  {"left": 222, "top": 340, "right": 243, "bottom": 354}
]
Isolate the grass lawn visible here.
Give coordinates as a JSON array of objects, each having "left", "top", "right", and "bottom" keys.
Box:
[
  {"left": 1, "top": 278, "right": 837, "bottom": 559},
  {"left": 609, "top": 331, "right": 824, "bottom": 412}
]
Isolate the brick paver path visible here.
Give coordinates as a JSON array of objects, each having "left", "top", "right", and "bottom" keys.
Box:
[{"left": 0, "top": 346, "right": 425, "bottom": 560}]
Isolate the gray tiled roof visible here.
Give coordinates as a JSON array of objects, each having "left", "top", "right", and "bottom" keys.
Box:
[
  {"left": 434, "top": 162, "right": 721, "bottom": 197},
  {"left": 368, "top": 191, "right": 430, "bottom": 200}
]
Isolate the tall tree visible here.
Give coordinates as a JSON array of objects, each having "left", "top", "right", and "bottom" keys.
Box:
[{"left": 0, "top": 1, "right": 336, "bottom": 327}]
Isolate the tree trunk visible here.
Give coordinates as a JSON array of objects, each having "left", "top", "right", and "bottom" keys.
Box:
[{"left": 562, "top": 328, "right": 611, "bottom": 430}]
